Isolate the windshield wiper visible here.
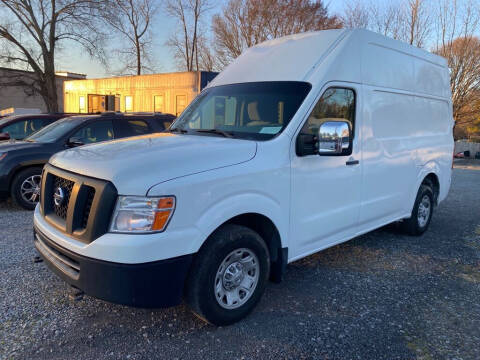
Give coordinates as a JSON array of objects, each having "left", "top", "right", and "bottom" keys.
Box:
[
  {"left": 167, "top": 127, "right": 188, "bottom": 134},
  {"left": 194, "top": 129, "right": 234, "bottom": 138}
]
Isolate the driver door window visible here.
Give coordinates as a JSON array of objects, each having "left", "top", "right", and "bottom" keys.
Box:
[
  {"left": 301, "top": 88, "right": 355, "bottom": 137},
  {"left": 71, "top": 120, "right": 114, "bottom": 144}
]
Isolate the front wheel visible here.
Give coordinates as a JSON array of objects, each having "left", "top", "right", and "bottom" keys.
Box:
[
  {"left": 185, "top": 224, "right": 270, "bottom": 326},
  {"left": 11, "top": 167, "right": 43, "bottom": 210},
  {"left": 401, "top": 183, "right": 434, "bottom": 236}
]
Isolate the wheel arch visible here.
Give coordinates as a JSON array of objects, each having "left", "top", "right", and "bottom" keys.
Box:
[
  {"left": 194, "top": 208, "right": 288, "bottom": 283},
  {"left": 222, "top": 213, "right": 287, "bottom": 282},
  {"left": 408, "top": 162, "right": 441, "bottom": 214},
  {"left": 8, "top": 163, "right": 45, "bottom": 192},
  {"left": 423, "top": 173, "right": 440, "bottom": 205}
]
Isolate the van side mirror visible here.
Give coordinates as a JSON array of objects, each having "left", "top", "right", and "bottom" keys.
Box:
[
  {"left": 66, "top": 137, "right": 84, "bottom": 148},
  {"left": 0, "top": 132, "right": 10, "bottom": 141},
  {"left": 318, "top": 121, "right": 351, "bottom": 155}
]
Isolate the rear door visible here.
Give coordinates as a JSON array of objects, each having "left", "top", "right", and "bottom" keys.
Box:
[{"left": 290, "top": 84, "right": 362, "bottom": 259}]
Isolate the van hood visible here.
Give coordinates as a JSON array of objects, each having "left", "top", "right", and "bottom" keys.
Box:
[{"left": 49, "top": 133, "right": 257, "bottom": 194}]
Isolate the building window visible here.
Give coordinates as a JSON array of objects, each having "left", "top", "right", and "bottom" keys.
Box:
[
  {"left": 125, "top": 96, "right": 133, "bottom": 112},
  {"left": 154, "top": 95, "right": 164, "bottom": 113},
  {"left": 79, "top": 96, "right": 86, "bottom": 113}
]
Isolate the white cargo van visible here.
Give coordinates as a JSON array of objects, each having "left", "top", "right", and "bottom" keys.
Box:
[{"left": 33, "top": 29, "right": 453, "bottom": 325}]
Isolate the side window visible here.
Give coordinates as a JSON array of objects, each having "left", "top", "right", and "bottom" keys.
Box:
[
  {"left": 301, "top": 88, "right": 355, "bottom": 137},
  {"left": 3, "top": 118, "right": 45, "bottom": 139},
  {"left": 124, "top": 120, "right": 150, "bottom": 135},
  {"left": 30, "top": 118, "right": 45, "bottom": 134},
  {"left": 71, "top": 120, "right": 114, "bottom": 144},
  {"left": 2, "top": 121, "right": 26, "bottom": 139}
]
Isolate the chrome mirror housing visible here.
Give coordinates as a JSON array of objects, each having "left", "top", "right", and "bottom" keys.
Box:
[{"left": 318, "top": 121, "right": 351, "bottom": 155}]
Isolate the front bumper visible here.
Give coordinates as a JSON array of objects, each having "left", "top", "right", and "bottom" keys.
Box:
[{"left": 34, "top": 226, "right": 193, "bottom": 308}]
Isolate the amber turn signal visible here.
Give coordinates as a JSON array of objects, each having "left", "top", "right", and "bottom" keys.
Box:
[{"left": 151, "top": 197, "right": 175, "bottom": 231}]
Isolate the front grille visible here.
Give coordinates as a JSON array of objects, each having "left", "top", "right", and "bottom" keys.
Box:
[
  {"left": 52, "top": 175, "right": 74, "bottom": 219},
  {"left": 40, "top": 164, "right": 117, "bottom": 243},
  {"left": 82, "top": 186, "right": 95, "bottom": 229}
]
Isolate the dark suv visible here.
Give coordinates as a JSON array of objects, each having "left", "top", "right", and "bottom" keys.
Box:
[
  {"left": 0, "top": 112, "right": 175, "bottom": 209},
  {"left": 0, "top": 113, "right": 73, "bottom": 141}
]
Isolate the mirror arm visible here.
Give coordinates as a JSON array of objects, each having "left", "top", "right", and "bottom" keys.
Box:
[{"left": 296, "top": 133, "right": 317, "bottom": 156}]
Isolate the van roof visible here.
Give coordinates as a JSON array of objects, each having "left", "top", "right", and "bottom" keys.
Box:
[{"left": 210, "top": 29, "right": 450, "bottom": 99}]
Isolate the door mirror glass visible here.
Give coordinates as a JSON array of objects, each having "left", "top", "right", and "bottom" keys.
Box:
[
  {"left": 66, "top": 137, "right": 84, "bottom": 147},
  {"left": 0, "top": 132, "right": 10, "bottom": 140},
  {"left": 318, "top": 121, "right": 351, "bottom": 155}
]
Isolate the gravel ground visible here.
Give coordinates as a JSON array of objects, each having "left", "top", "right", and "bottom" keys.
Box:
[{"left": 1, "top": 166, "right": 479, "bottom": 360}]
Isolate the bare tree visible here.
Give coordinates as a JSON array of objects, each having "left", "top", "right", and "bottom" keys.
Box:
[
  {"left": 197, "top": 35, "right": 220, "bottom": 72},
  {"left": 342, "top": 0, "right": 370, "bottom": 29},
  {"left": 362, "top": 1, "right": 403, "bottom": 39},
  {"left": 212, "top": 0, "right": 342, "bottom": 68},
  {"left": 102, "top": 0, "right": 157, "bottom": 75},
  {"left": 0, "top": 0, "right": 106, "bottom": 112},
  {"left": 434, "top": 0, "right": 480, "bottom": 127},
  {"left": 404, "top": 0, "right": 431, "bottom": 47},
  {"left": 341, "top": 0, "right": 431, "bottom": 46},
  {"left": 166, "top": 0, "right": 212, "bottom": 71}
]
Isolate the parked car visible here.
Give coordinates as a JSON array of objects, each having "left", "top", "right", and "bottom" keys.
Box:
[
  {"left": 0, "top": 112, "right": 175, "bottom": 209},
  {"left": 0, "top": 113, "right": 73, "bottom": 141},
  {"left": 33, "top": 29, "right": 453, "bottom": 325}
]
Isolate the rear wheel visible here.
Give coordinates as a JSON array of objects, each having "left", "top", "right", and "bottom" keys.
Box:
[
  {"left": 401, "top": 183, "right": 434, "bottom": 236},
  {"left": 11, "top": 167, "right": 42, "bottom": 210},
  {"left": 185, "top": 224, "right": 270, "bottom": 326}
]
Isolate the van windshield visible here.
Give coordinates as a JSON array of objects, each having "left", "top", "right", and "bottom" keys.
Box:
[{"left": 169, "top": 81, "right": 311, "bottom": 140}]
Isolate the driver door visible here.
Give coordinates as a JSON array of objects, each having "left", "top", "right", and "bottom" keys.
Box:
[{"left": 290, "top": 85, "right": 362, "bottom": 259}]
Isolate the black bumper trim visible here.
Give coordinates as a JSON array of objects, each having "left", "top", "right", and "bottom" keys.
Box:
[{"left": 34, "top": 226, "right": 194, "bottom": 308}]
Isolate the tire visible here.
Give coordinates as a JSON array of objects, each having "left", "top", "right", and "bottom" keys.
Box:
[
  {"left": 10, "top": 167, "right": 43, "bottom": 210},
  {"left": 401, "top": 183, "right": 434, "bottom": 236},
  {"left": 185, "top": 224, "right": 270, "bottom": 326}
]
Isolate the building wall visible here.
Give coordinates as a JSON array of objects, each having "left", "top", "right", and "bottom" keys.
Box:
[
  {"left": 64, "top": 71, "right": 215, "bottom": 116},
  {"left": 455, "top": 140, "right": 480, "bottom": 155},
  {"left": 0, "top": 67, "right": 78, "bottom": 113}
]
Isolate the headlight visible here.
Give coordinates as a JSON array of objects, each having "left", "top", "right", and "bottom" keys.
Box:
[
  {"left": 109, "top": 196, "right": 176, "bottom": 233},
  {"left": 0, "top": 153, "right": 6, "bottom": 161}
]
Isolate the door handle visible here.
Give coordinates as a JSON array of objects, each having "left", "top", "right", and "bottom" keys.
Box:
[{"left": 346, "top": 160, "right": 359, "bottom": 166}]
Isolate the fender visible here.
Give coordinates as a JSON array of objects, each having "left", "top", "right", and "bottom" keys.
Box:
[{"left": 188, "top": 192, "right": 287, "bottom": 255}]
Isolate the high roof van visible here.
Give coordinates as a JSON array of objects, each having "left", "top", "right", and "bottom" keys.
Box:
[{"left": 33, "top": 29, "right": 453, "bottom": 325}]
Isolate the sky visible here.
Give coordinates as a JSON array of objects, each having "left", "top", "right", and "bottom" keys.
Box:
[{"left": 56, "top": 0, "right": 382, "bottom": 79}]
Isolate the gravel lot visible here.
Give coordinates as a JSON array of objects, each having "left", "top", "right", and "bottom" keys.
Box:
[{"left": 1, "top": 165, "right": 479, "bottom": 360}]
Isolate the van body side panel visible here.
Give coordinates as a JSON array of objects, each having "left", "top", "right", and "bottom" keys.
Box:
[
  {"left": 358, "top": 86, "right": 418, "bottom": 226},
  {"left": 357, "top": 39, "right": 453, "bottom": 228}
]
